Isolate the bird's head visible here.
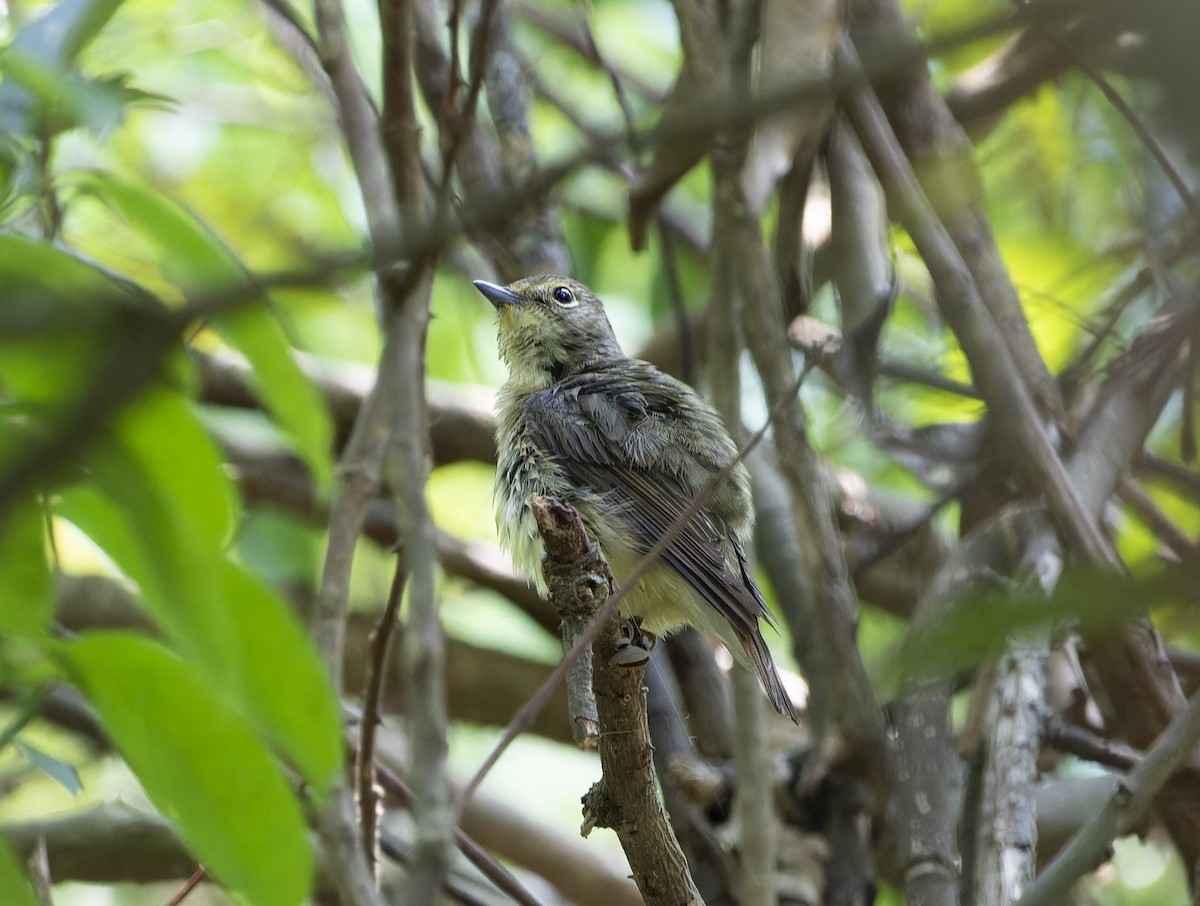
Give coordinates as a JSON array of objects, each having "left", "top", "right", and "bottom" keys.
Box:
[{"left": 473, "top": 274, "right": 625, "bottom": 384}]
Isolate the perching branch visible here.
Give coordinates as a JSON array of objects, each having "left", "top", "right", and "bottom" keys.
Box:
[{"left": 530, "top": 497, "right": 703, "bottom": 906}]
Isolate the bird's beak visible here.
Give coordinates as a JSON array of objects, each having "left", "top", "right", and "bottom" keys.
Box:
[{"left": 473, "top": 280, "right": 523, "bottom": 309}]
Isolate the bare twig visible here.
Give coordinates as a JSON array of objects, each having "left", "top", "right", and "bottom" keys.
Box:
[
  {"left": 164, "top": 867, "right": 207, "bottom": 906},
  {"left": 1045, "top": 719, "right": 1140, "bottom": 772},
  {"left": 1039, "top": 26, "right": 1200, "bottom": 234},
  {"left": 1117, "top": 477, "right": 1199, "bottom": 561},
  {"left": 371, "top": 759, "right": 548, "bottom": 906}
]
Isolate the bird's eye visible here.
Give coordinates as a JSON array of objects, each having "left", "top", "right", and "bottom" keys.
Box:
[{"left": 551, "top": 286, "right": 576, "bottom": 306}]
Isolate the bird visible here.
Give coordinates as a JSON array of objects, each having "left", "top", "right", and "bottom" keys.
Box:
[{"left": 474, "top": 274, "right": 798, "bottom": 722}]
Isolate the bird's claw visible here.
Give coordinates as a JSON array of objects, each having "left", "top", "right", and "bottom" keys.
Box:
[{"left": 610, "top": 617, "right": 655, "bottom": 668}]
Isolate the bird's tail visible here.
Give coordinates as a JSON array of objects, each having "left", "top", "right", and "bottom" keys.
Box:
[{"left": 742, "top": 630, "right": 800, "bottom": 723}]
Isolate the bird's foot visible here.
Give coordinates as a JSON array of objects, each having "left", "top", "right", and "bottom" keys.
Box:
[{"left": 610, "top": 617, "right": 656, "bottom": 668}]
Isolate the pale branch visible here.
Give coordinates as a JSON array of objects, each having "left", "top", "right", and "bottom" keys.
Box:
[
  {"left": 308, "top": 0, "right": 428, "bottom": 889},
  {"left": 531, "top": 497, "right": 600, "bottom": 748},
  {"left": 663, "top": 627, "right": 733, "bottom": 760},
  {"left": 480, "top": 1, "right": 571, "bottom": 277},
  {"left": 1017, "top": 687, "right": 1200, "bottom": 906},
  {"left": 309, "top": 341, "right": 396, "bottom": 906},
  {"left": 732, "top": 669, "right": 777, "bottom": 906},
  {"left": 529, "top": 498, "right": 704, "bottom": 906},
  {"left": 827, "top": 112, "right": 895, "bottom": 405},
  {"left": 970, "top": 645, "right": 1047, "bottom": 905},
  {"left": 312, "top": 0, "right": 400, "bottom": 247},
  {"left": 889, "top": 685, "right": 961, "bottom": 906}
]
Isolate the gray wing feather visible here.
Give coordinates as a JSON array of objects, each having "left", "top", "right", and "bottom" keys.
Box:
[{"left": 520, "top": 373, "right": 770, "bottom": 635}]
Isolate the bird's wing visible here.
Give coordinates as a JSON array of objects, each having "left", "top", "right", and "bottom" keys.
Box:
[{"left": 520, "top": 373, "right": 772, "bottom": 637}]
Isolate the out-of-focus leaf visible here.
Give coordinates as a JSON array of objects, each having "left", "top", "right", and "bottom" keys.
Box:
[
  {"left": 217, "top": 562, "right": 342, "bottom": 794},
  {"left": 65, "top": 633, "right": 313, "bottom": 906},
  {"left": 13, "top": 738, "right": 83, "bottom": 795},
  {"left": 0, "top": 0, "right": 128, "bottom": 137},
  {"left": 214, "top": 308, "right": 334, "bottom": 492},
  {"left": 0, "top": 497, "right": 52, "bottom": 638},
  {"left": 0, "top": 53, "right": 135, "bottom": 136},
  {"left": 888, "top": 563, "right": 1197, "bottom": 688},
  {"left": 56, "top": 388, "right": 340, "bottom": 794},
  {"left": 0, "top": 236, "right": 157, "bottom": 415},
  {"left": 0, "top": 839, "right": 39, "bottom": 906},
  {"left": 83, "top": 173, "right": 335, "bottom": 489}
]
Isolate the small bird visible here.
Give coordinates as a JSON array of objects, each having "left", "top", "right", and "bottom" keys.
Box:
[{"left": 475, "top": 274, "right": 798, "bottom": 722}]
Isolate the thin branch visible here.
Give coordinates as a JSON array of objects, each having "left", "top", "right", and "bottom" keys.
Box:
[
  {"left": 356, "top": 556, "right": 407, "bottom": 879},
  {"left": 1045, "top": 719, "right": 1140, "bottom": 772},
  {"left": 1018, "top": 688, "right": 1200, "bottom": 906},
  {"left": 529, "top": 497, "right": 702, "bottom": 906},
  {"left": 1039, "top": 26, "right": 1200, "bottom": 234},
  {"left": 165, "top": 868, "right": 207, "bottom": 906},
  {"left": 371, "top": 760, "right": 548, "bottom": 906},
  {"left": 1117, "top": 477, "right": 1199, "bottom": 561}
]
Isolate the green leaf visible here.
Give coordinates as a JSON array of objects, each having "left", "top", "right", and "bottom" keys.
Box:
[
  {"left": 65, "top": 633, "right": 313, "bottom": 906},
  {"left": 14, "top": 738, "right": 83, "bottom": 795},
  {"left": 80, "top": 172, "right": 240, "bottom": 286},
  {"left": 0, "top": 839, "right": 39, "bottom": 906},
  {"left": 0, "top": 497, "right": 51, "bottom": 638},
  {"left": 213, "top": 309, "right": 334, "bottom": 493},
  {"left": 0, "top": 236, "right": 156, "bottom": 412},
  {"left": 217, "top": 562, "right": 342, "bottom": 794},
  {"left": 111, "top": 387, "right": 237, "bottom": 551},
  {"left": 56, "top": 389, "right": 341, "bottom": 794},
  {"left": 81, "top": 173, "right": 335, "bottom": 490},
  {"left": 0, "top": 0, "right": 127, "bottom": 137}
]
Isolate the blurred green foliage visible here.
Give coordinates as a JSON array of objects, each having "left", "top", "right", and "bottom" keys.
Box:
[{"left": 0, "top": 0, "right": 1192, "bottom": 902}]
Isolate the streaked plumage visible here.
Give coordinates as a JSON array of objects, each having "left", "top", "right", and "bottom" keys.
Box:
[{"left": 476, "top": 274, "right": 798, "bottom": 722}]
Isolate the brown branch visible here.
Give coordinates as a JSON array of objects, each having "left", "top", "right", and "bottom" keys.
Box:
[
  {"left": 1045, "top": 719, "right": 1140, "bottom": 772},
  {"left": 528, "top": 498, "right": 703, "bottom": 905},
  {"left": 371, "top": 760, "right": 548, "bottom": 906},
  {"left": 225, "top": 445, "right": 551, "bottom": 631},
  {"left": 1117, "top": 477, "right": 1200, "bottom": 562},
  {"left": 356, "top": 556, "right": 407, "bottom": 878}
]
